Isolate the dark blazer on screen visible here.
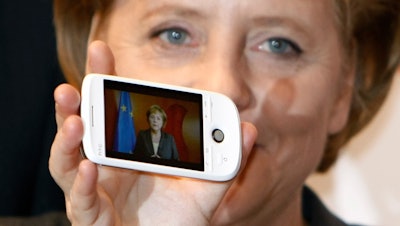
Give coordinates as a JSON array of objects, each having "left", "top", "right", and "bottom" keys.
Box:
[{"left": 134, "top": 129, "right": 179, "bottom": 160}]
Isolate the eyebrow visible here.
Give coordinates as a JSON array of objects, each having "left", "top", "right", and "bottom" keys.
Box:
[
  {"left": 251, "top": 16, "right": 309, "bottom": 35},
  {"left": 139, "top": 4, "right": 206, "bottom": 21}
]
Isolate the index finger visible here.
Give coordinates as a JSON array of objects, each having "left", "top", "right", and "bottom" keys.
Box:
[{"left": 54, "top": 83, "right": 81, "bottom": 129}]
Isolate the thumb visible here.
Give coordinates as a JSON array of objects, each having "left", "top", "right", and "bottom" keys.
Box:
[
  {"left": 86, "top": 40, "right": 117, "bottom": 75},
  {"left": 239, "top": 122, "right": 257, "bottom": 170}
]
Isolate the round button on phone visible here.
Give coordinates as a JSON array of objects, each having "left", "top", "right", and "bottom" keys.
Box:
[{"left": 212, "top": 129, "right": 224, "bottom": 143}]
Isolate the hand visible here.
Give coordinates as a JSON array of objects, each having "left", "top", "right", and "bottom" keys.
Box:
[{"left": 49, "top": 40, "right": 257, "bottom": 225}]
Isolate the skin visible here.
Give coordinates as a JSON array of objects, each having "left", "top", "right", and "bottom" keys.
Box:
[
  {"left": 50, "top": 0, "right": 355, "bottom": 225},
  {"left": 149, "top": 111, "right": 164, "bottom": 135}
]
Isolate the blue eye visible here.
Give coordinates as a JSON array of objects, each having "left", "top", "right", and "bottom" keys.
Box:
[
  {"left": 258, "top": 38, "right": 302, "bottom": 55},
  {"left": 159, "top": 28, "right": 189, "bottom": 45},
  {"left": 269, "top": 39, "right": 289, "bottom": 53}
]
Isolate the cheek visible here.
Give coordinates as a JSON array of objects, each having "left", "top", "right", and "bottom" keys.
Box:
[
  {"left": 263, "top": 78, "right": 331, "bottom": 135},
  {"left": 112, "top": 49, "right": 195, "bottom": 85},
  {"left": 223, "top": 78, "right": 332, "bottom": 221},
  {"left": 262, "top": 77, "right": 333, "bottom": 166},
  {"left": 246, "top": 76, "right": 335, "bottom": 186}
]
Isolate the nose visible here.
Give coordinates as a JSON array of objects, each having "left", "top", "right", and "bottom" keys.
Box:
[{"left": 191, "top": 54, "right": 252, "bottom": 111}]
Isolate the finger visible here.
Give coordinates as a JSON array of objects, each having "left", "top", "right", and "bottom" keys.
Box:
[
  {"left": 69, "top": 160, "right": 101, "bottom": 225},
  {"left": 238, "top": 122, "right": 257, "bottom": 171},
  {"left": 209, "top": 122, "right": 257, "bottom": 225},
  {"left": 54, "top": 84, "right": 81, "bottom": 129},
  {"left": 49, "top": 115, "right": 84, "bottom": 194},
  {"left": 86, "top": 40, "right": 117, "bottom": 75}
]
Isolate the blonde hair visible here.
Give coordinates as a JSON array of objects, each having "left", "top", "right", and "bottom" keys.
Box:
[
  {"left": 321, "top": 0, "right": 400, "bottom": 171},
  {"left": 53, "top": 0, "right": 400, "bottom": 172},
  {"left": 53, "top": 0, "right": 112, "bottom": 88}
]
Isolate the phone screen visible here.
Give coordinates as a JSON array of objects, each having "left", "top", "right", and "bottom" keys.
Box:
[{"left": 104, "top": 80, "right": 205, "bottom": 171}]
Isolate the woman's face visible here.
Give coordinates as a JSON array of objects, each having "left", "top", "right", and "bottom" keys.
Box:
[
  {"left": 148, "top": 111, "right": 164, "bottom": 132},
  {"left": 91, "top": 0, "right": 353, "bottom": 222}
]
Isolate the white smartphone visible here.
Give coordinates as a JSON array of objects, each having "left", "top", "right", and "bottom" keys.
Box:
[{"left": 81, "top": 73, "right": 242, "bottom": 181}]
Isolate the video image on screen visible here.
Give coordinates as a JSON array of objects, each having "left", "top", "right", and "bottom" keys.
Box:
[{"left": 104, "top": 80, "right": 204, "bottom": 171}]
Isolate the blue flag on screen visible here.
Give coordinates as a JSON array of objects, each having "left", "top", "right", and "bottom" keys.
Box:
[{"left": 113, "top": 91, "right": 136, "bottom": 153}]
